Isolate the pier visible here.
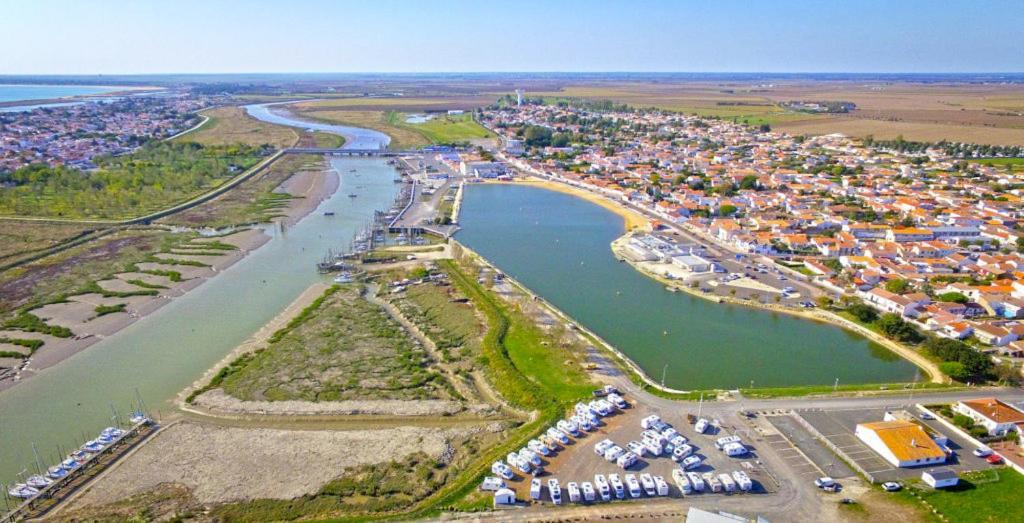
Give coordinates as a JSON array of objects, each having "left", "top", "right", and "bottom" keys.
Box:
[{"left": 2, "top": 418, "right": 158, "bottom": 522}]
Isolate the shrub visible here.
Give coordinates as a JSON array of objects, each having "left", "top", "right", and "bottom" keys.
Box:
[
  {"left": 952, "top": 413, "right": 975, "bottom": 430},
  {"left": 937, "top": 291, "right": 969, "bottom": 304},
  {"left": 939, "top": 361, "right": 969, "bottom": 381},
  {"left": 969, "top": 426, "right": 990, "bottom": 438},
  {"left": 847, "top": 303, "right": 878, "bottom": 323},
  {"left": 876, "top": 313, "right": 921, "bottom": 343}
]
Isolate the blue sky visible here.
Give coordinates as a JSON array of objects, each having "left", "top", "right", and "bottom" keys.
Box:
[{"left": 2, "top": 0, "right": 1021, "bottom": 74}]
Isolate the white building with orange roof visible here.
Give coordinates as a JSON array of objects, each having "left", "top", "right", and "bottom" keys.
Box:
[
  {"left": 954, "top": 398, "right": 1024, "bottom": 436},
  {"left": 855, "top": 420, "right": 946, "bottom": 468}
]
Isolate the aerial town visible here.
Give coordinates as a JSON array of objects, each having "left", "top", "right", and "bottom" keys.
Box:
[{"left": 3, "top": 2, "right": 1024, "bottom": 522}]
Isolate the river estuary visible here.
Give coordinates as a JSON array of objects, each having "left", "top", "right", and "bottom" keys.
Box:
[{"left": 0, "top": 105, "right": 397, "bottom": 482}]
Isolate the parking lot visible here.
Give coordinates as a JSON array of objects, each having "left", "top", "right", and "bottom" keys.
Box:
[
  {"left": 765, "top": 415, "right": 856, "bottom": 480},
  {"left": 502, "top": 396, "right": 778, "bottom": 505},
  {"left": 796, "top": 407, "right": 997, "bottom": 483}
]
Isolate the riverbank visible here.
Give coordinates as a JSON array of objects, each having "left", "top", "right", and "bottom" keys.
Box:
[
  {"left": 0, "top": 163, "right": 338, "bottom": 393},
  {"left": 485, "top": 177, "right": 651, "bottom": 232},
  {"left": 609, "top": 233, "right": 945, "bottom": 384}
]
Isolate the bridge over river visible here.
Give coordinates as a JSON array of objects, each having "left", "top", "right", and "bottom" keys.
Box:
[{"left": 284, "top": 147, "right": 424, "bottom": 156}]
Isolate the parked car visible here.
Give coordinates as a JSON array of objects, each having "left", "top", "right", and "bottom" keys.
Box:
[
  {"left": 881, "top": 482, "right": 902, "bottom": 492},
  {"left": 973, "top": 447, "right": 993, "bottom": 458},
  {"left": 987, "top": 454, "right": 1005, "bottom": 465},
  {"left": 815, "top": 477, "right": 836, "bottom": 489}
]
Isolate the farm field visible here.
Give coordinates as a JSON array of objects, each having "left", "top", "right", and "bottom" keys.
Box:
[
  {"left": 174, "top": 106, "right": 299, "bottom": 149},
  {"left": 388, "top": 112, "right": 495, "bottom": 145},
  {"left": 530, "top": 81, "right": 1024, "bottom": 144}
]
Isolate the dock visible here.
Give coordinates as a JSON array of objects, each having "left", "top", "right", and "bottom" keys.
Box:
[{"left": 2, "top": 419, "right": 158, "bottom": 522}]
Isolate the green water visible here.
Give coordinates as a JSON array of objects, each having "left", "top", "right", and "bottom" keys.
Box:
[
  {"left": 0, "top": 158, "right": 397, "bottom": 482},
  {"left": 456, "top": 184, "right": 920, "bottom": 391}
]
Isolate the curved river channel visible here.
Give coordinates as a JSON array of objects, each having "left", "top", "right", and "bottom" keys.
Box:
[{"left": 0, "top": 104, "right": 396, "bottom": 482}]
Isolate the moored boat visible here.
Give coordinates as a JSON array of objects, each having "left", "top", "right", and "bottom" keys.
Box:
[{"left": 7, "top": 483, "right": 38, "bottom": 499}]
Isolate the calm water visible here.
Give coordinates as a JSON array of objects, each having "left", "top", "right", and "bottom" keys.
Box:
[
  {"left": 0, "top": 84, "right": 118, "bottom": 104},
  {"left": 245, "top": 102, "right": 391, "bottom": 149},
  {"left": 0, "top": 158, "right": 398, "bottom": 482},
  {"left": 456, "top": 184, "right": 920, "bottom": 390}
]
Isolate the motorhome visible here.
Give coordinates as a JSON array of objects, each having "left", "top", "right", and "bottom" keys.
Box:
[
  {"left": 641, "top": 414, "right": 662, "bottom": 430},
  {"left": 672, "top": 469, "right": 693, "bottom": 495},
  {"left": 530, "top": 478, "right": 543, "bottom": 500},
  {"left": 681, "top": 455, "right": 703, "bottom": 470},
  {"left": 616, "top": 451, "right": 638, "bottom": 469},
  {"left": 672, "top": 444, "right": 694, "bottom": 461},
  {"left": 732, "top": 470, "right": 753, "bottom": 491},
  {"left": 491, "top": 461, "right": 514, "bottom": 480},
  {"left": 702, "top": 472, "right": 723, "bottom": 493},
  {"left": 594, "top": 438, "right": 615, "bottom": 456},
  {"left": 608, "top": 473, "right": 625, "bottom": 499},
  {"left": 528, "top": 439, "right": 552, "bottom": 456},
  {"left": 548, "top": 478, "right": 562, "bottom": 504},
  {"left": 604, "top": 445, "right": 625, "bottom": 462},
  {"left": 627, "top": 440, "right": 647, "bottom": 457},
  {"left": 594, "top": 474, "right": 611, "bottom": 501},
  {"left": 654, "top": 475, "right": 670, "bottom": 496},
  {"left": 625, "top": 473, "right": 642, "bottom": 498},
  {"left": 548, "top": 427, "right": 571, "bottom": 445},
  {"left": 607, "top": 393, "right": 628, "bottom": 409},
  {"left": 715, "top": 435, "right": 742, "bottom": 450},
  {"left": 719, "top": 473, "right": 737, "bottom": 493},
  {"left": 481, "top": 476, "right": 506, "bottom": 491},
  {"left": 519, "top": 448, "right": 542, "bottom": 467},
  {"left": 687, "top": 471, "right": 705, "bottom": 492},
  {"left": 695, "top": 418, "right": 710, "bottom": 434},
  {"left": 581, "top": 481, "right": 596, "bottom": 502},
  {"left": 640, "top": 473, "right": 657, "bottom": 496},
  {"left": 567, "top": 481, "right": 581, "bottom": 503},
  {"left": 557, "top": 419, "right": 579, "bottom": 437},
  {"left": 642, "top": 438, "right": 664, "bottom": 457},
  {"left": 723, "top": 442, "right": 748, "bottom": 457}
]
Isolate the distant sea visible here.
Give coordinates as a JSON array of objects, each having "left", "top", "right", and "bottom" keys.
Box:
[{"left": 0, "top": 84, "right": 118, "bottom": 104}]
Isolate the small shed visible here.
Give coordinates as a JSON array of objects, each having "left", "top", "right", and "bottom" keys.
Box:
[
  {"left": 922, "top": 468, "right": 959, "bottom": 488},
  {"left": 493, "top": 487, "right": 516, "bottom": 506}
]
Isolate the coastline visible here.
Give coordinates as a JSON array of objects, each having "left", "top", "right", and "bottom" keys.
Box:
[{"left": 0, "top": 162, "right": 339, "bottom": 394}]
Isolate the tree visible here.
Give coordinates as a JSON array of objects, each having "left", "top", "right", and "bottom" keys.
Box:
[
  {"left": 523, "top": 125, "right": 553, "bottom": 147},
  {"left": 739, "top": 175, "right": 758, "bottom": 191},
  {"left": 876, "top": 313, "right": 920, "bottom": 343},
  {"left": 719, "top": 204, "right": 738, "bottom": 216},
  {"left": 815, "top": 295, "right": 834, "bottom": 309},
  {"left": 550, "top": 132, "right": 570, "bottom": 148},
  {"left": 847, "top": 303, "right": 878, "bottom": 323},
  {"left": 940, "top": 361, "right": 969, "bottom": 382},
  {"left": 936, "top": 292, "right": 969, "bottom": 304},
  {"left": 1017, "top": 237, "right": 1024, "bottom": 254},
  {"left": 884, "top": 279, "right": 910, "bottom": 294}
]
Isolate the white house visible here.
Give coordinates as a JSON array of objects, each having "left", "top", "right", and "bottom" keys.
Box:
[
  {"left": 670, "top": 254, "right": 712, "bottom": 273},
  {"left": 954, "top": 398, "right": 1024, "bottom": 436},
  {"left": 493, "top": 487, "right": 516, "bottom": 506},
  {"left": 855, "top": 420, "right": 946, "bottom": 468},
  {"left": 922, "top": 468, "right": 959, "bottom": 489}
]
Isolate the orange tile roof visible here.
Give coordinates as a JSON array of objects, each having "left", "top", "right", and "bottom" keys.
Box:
[
  {"left": 960, "top": 398, "right": 1024, "bottom": 424},
  {"left": 859, "top": 421, "right": 945, "bottom": 462}
]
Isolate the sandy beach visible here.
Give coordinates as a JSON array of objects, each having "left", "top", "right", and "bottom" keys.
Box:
[{"left": 487, "top": 177, "right": 651, "bottom": 232}]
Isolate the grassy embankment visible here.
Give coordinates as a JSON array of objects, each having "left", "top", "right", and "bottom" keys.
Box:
[
  {"left": 174, "top": 106, "right": 299, "bottom": 149},
  {"left": 212, "top": 284, "right": 453, "bottom": 402}
]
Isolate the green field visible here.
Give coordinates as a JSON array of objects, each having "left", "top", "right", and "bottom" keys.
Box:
[
  {"left": 0, "top": 142, "right": 264, "bottom": 220},
  {"left": 218, "top": 285, "right": 451, "bottom": 402},
  {"left": 901, "top": 469, "right": 1024, "bottom": 523},
  {"left": 387, "top": 112, "right": 494, "bottom": 145}
]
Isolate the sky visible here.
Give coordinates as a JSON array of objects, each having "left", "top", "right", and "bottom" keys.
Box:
[{"left": 2, "top": 0, "right": 1022, "bottom": 74}]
